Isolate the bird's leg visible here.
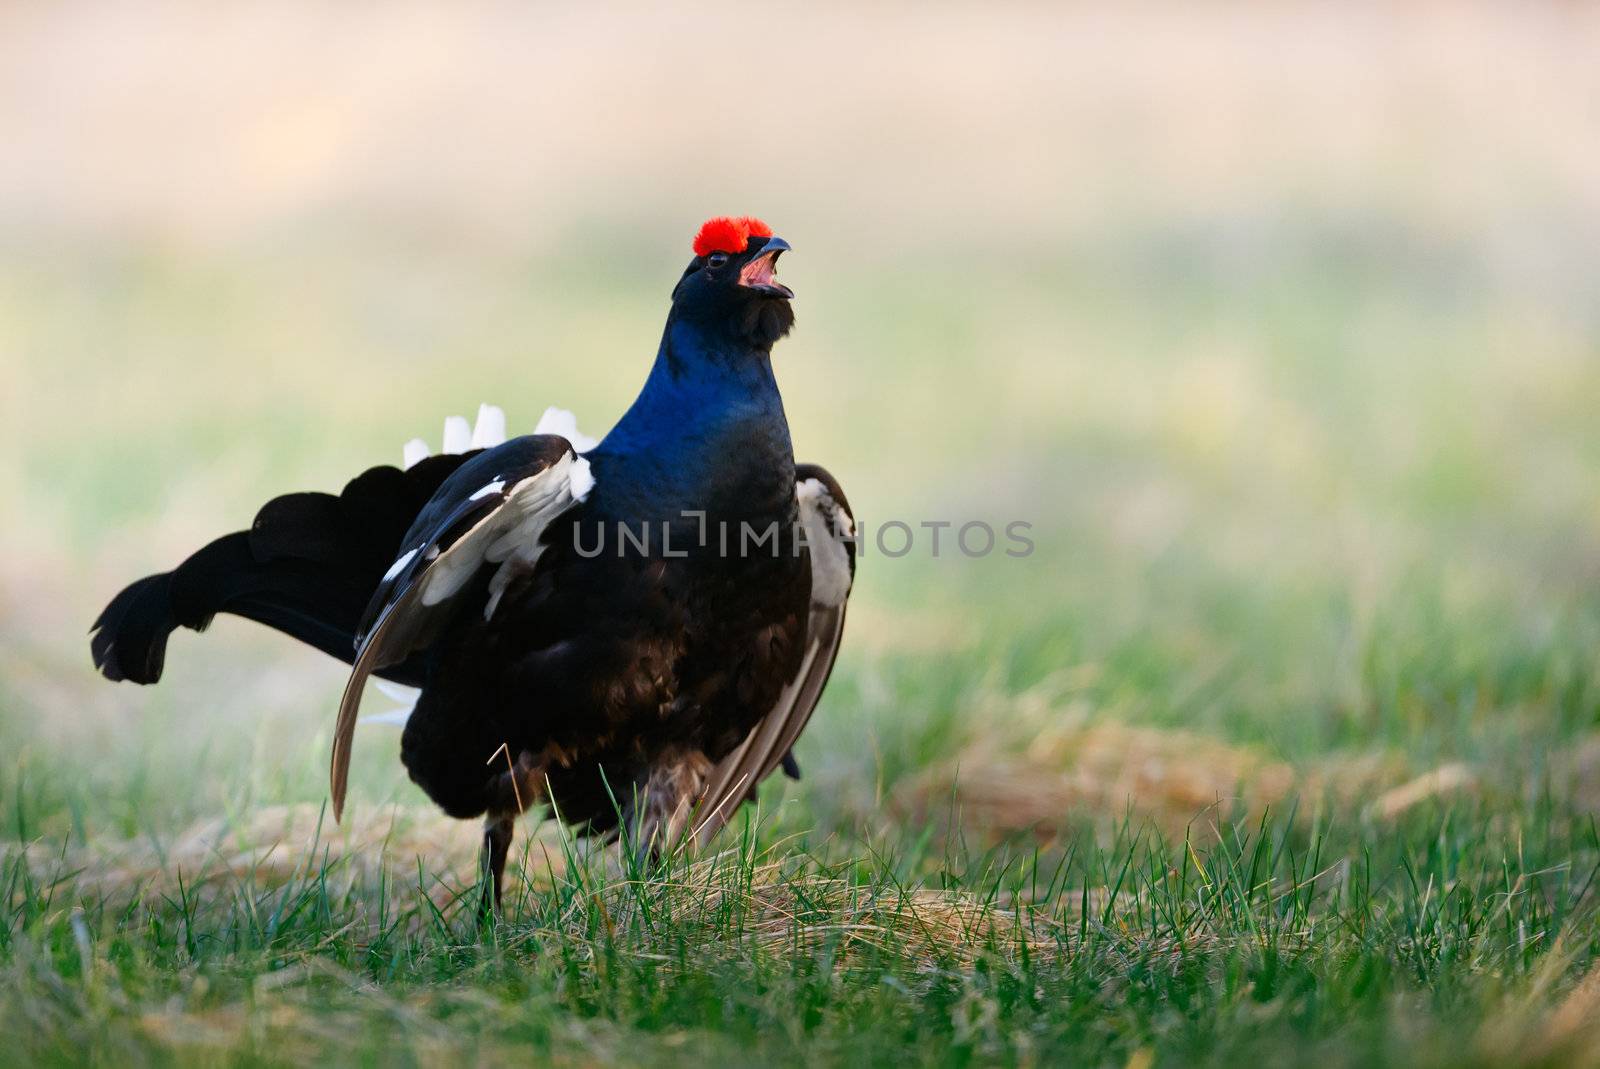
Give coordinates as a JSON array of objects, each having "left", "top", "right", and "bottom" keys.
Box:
[
  {"left": 478, "top": 748, "right": 543, "bottom": 917},
  {"left": 480, "top": 813, "right": 515, "bottom": 917}
]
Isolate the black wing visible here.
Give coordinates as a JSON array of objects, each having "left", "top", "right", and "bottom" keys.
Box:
[
  {"left": 329, "top": 434, "right": 593, "bottom": 819},
  {"left": 690, "top": 463, "right": 856, "bottom": 844},
  {"left": 90, "top": 452, "right": 479, "bottom": 686}
]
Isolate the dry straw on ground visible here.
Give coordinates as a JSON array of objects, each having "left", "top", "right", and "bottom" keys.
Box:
[{"left": 891, "top": 681, "right": 1600, "bottom": 844}]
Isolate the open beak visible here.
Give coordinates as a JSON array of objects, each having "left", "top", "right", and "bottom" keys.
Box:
[{"left": 739, "top": 236, "right": 794, "bottom": 299}]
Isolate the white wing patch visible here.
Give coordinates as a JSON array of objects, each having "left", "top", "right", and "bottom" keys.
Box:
[
  {"left": 409, "top": 451, "right": 589, "bottom": 611},
  {"left": 797, "top": 478, "right": 854, "bottom": 608}
]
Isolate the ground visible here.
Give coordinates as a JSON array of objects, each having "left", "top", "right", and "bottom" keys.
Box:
[{"left": 3, "top": 4, "right": 1600, "bottom": 1066}]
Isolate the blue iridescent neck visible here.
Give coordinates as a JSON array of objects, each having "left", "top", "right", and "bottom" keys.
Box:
[
  {"left": 597, "top": 318, "right": 785, "bottom": 455},
  {"left": 587, "top": 317, "right": 793, "bottom": 514}
]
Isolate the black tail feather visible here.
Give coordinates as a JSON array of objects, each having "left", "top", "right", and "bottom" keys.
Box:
[
  {"left": 89, "top": 532, "right": 372, "bottom": 684},
  {"left": 90, "top": 572, "right": 178, "bottom": 683},
  {"left": 91, "top": 452, "right": 477, "bottom": 686}
]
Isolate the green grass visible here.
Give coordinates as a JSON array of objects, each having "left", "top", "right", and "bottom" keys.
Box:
[{"left": 6, "top": 793, "right": 1600, "bottom": 1066}]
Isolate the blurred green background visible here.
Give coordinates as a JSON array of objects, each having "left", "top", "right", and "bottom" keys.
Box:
[{"left": 2, "top": 1, "right": 1598, "bottom": 839}]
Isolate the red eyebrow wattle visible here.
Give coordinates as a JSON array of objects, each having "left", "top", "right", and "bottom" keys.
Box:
[{"left": 692, "top": 216, "right": 773, "bottom": 257}]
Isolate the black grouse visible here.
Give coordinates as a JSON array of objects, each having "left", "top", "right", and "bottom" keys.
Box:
[{"left": 90, "top": 216, "right": 856, "bottom": 905}]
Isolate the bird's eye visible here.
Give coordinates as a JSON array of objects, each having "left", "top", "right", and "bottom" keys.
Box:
[{"left": 706, "top": 252, "right": 729, "bottom": 269}]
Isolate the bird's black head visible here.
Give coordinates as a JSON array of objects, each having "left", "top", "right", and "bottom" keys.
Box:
[{"left": 670, "top": 216, "right": 795, "bottom": 350}]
